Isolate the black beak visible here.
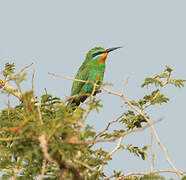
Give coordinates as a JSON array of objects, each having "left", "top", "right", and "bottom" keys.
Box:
[
  {"left": 105, "top": 46, "right": 122, "bottom": 53},
  {"left": 92, "top": 46, "right": 122, "bottom": 58}
]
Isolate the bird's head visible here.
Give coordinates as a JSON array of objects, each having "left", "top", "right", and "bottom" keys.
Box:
[{"left": 86, "top": 46, "right": 122, "bottom": 64}]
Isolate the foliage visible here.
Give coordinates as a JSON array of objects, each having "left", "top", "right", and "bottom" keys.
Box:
[
  {"left": 2, "top": 63, "right": 15, "bottom": 79},
  {"left": 0, "top": 63, "right": 185, "bottom": 179},
  {"left": 141, "top": 174, "right": 165, "bottom": 180}
]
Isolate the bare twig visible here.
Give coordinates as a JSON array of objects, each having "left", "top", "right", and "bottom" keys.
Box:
[
  {"left": 68, "top": 119, "right": 162, "bottom": 145},
  {"left": 94, "top": 111, "right": 126, "bottom": 140},
  {"left": 74, "top": 160, "right": 98, "bottom": 172},
  {"left": 63, "top": 95, "right": 78, "bottom": 103},
  {"left": 48, "top": 72, "right": 87, "bottom": 84},
  {"left": 150, "top": 133, "right": 155, "bottom": 171},
  {"left": 14, "top": 77, "right": 23, "bottom": 97},
  {"left": 109, "top": 137, "right": 123, "bottom": 157},
  {"left": 15, "top": 62, "right": 34, "bottom": 76},
  {"left": 98, "top": 136, "right": 123, "bottom": 172},
  {"left": 121, "top": 76, "right": 130, "bottom": 95},
  {"left": 32, "top": 70, "right": 35, "bottom": 93}
]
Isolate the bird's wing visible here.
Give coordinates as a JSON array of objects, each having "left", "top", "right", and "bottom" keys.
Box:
[{"left": 70, "top": 66, "right": 89, "bottom": 96}]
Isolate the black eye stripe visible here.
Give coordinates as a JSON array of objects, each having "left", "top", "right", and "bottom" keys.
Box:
[{"left": 92, "top": 51, "right": 104, "bottom": 57}]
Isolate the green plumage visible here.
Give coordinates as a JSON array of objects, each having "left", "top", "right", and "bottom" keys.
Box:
[{"left": 68, "top": 46, "right": 121, "bottom": 106}]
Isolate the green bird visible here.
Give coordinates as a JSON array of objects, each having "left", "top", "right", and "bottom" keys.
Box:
[{"left": 68, "top": 46, "right": 121, "bottom": 106}]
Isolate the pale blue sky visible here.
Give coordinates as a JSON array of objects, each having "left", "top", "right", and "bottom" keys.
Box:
[{"left": 0, "top": 0, "right": 186, "bottom": 179}]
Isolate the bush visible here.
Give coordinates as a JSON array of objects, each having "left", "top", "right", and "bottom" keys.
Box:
[{"left": 0, "top": 63, "right": 185, "bottom": 179}]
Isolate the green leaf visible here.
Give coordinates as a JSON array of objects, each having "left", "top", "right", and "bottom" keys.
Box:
[
  {"left": 181, "top": 176, "right": 186, "bottom": 180},
  {"left": 151, "top": 94, "right": 169, "bottom": 105},
  {"left": 169, "top": 78, "right": 185, "bottom": 88},
  {"left": 155, "top": 73, "right": 169, "bottom": 79},
  {"left": 141, "top": 78, "right": 162, "bottom": 88},
  {"left": 126, "top": 144, "right": 148, "bottom": 160},
  {"left": 141, "top": 174, "right": 165, "bottom": 180},
  {"left": 2, "top": 63, "right": 15, "bottom": 78},
  {"left": 16, "top": 72, "right": 27, "bottom": 83}
]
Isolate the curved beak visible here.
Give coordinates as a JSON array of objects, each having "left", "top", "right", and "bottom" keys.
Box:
[{"left": 105, "top": 46, "right": 122, "bottom": 53}]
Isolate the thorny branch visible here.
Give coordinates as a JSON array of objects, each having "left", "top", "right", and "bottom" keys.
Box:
[{"left": 48, "top": 72, "right": 184, "bottom": 179}]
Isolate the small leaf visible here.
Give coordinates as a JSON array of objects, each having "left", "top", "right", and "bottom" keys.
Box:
[
  {"left": 141, "top": 78, "right": 162, "bottom": 88},
  {"left": 151, "top": 94, "right": 169, "bottom": 105},
  {"left": 169, "top": 78, "right": 185, "bottom": 88},
  {"left": 2, "top": 63, "right": 15, "bottom": 78},
  {"left": 165, "top": 65, "right": 173, "bottom": 73}
]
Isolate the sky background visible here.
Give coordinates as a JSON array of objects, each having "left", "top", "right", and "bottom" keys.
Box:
[{"left": 0, "top": 0, "right": 186, "bottom": 179}]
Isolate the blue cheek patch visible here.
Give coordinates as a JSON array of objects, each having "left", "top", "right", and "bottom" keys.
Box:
[{"left": 92, "top": 54, "right": 102, "bottom": 61}]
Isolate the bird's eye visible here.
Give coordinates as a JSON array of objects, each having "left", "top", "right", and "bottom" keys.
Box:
[{"left": 92, "top": 51, "right": 104, "bottom": 57}]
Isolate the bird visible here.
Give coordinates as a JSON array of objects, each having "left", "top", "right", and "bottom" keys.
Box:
[{"left": 68, "top": 46, "right": 122, "bottom": 106}]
